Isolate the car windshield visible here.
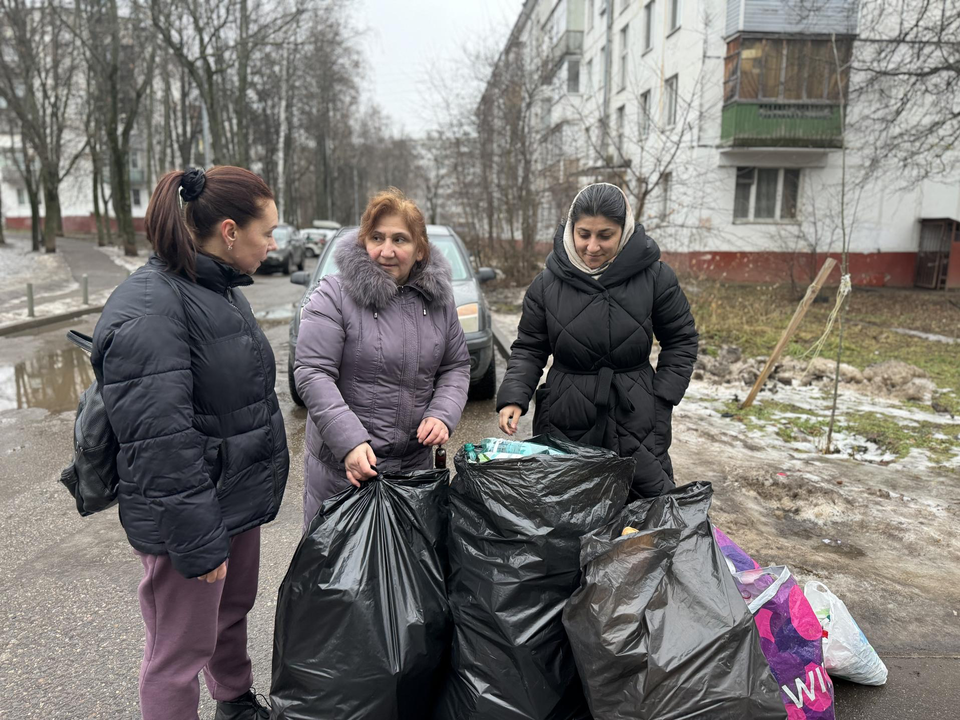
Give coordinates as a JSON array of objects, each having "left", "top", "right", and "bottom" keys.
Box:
[
  {"left": 315, "top": 233, "right": 472, "bottom": 282},
  {"left": 273, "top": 227, "right": 292, "bottom": 246}
]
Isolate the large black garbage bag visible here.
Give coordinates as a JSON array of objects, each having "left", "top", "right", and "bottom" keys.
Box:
[
  {"left": 435, "top": 436, "right": 634, "bottom": 720},
  {"left": 271, "top": 469, "right": 451, "bottom": 720},
  {"left": 562, "top": 481, "right": 787, "bottom": 720}
]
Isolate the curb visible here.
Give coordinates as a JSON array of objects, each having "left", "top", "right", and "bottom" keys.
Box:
[
  {"left": 491, "top": 324, "right": 513, "bottom": 360},
  {"left": 0, "top": 304, "right": 105, "bottom": 337}
]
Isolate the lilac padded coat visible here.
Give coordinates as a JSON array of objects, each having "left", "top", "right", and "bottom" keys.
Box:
[{"left": 294, "top": 233, "right": 470, "bottom": 526}]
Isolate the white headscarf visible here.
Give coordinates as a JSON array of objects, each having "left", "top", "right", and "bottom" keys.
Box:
[{"left": 561, "top": 183, "right": 636, "bottom": 278}]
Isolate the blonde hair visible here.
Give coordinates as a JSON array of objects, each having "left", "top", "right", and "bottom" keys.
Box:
[{"left": 358, "top": 187, "right": 430, "bottom": 264}]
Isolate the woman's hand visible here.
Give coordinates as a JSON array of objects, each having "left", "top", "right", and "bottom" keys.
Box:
[
  {"left": 498, "top": 405, "right": 522, "bottom": 436},
  {"left": 417, "top": 417, "right": 449, "bottom": 446},
  {"left": 345, "top": 442, "right": 378, "bottom": 487},
  {"left": 197, "top": 561, "right": 227, "bottom": 584}
]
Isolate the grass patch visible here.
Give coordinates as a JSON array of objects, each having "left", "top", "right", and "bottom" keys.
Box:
[
  {"left": 720, "top": 399, "right": 825, "bottom": 442},
  {"left": 843, "top": 412, "right": 959, "bottom": 463},
  {"left": 687, "top": 282, "right": 960, "bottom": 410}
]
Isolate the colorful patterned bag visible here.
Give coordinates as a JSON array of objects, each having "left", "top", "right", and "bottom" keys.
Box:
[
  {"left": 734, "top": 567, "right": 836, "bottom": 720},
  {"left": 712, "top": 526, "right": 761, "bottom": 572}
]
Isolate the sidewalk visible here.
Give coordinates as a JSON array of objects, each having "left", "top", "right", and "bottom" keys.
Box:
[{"left": 0, "top": 236, "right": 142, "bottom": 335}]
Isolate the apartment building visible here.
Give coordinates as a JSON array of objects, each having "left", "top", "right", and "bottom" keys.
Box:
[{"left": 504, "top": 0, "right": 960, "bottom": 288}]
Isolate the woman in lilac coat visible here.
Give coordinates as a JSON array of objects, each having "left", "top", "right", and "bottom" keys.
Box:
[{"left": 294, "top": 189, "right": 471, "bottom": 526}]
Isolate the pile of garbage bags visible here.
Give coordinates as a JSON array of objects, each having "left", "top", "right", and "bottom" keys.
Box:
[{"left": 271, "top": 437, "right": 886, "bottom": 720}]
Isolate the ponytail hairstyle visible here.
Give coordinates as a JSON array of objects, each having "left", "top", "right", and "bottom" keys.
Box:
[{"left": 145, "top": 165, "right": 275, "bottom": 278}]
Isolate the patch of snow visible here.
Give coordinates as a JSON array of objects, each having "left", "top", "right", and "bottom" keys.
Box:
[
  {"left": 97, "top": 245, "right": 148, "bottom": 274},
  {"left": 0, "top": 289, "right": 111, "bottom": 328},
  {"left": 0, "top": 237, "right": 72, "bottom": 291},
  {"left": 890, "top": 327, "right": 959, "bottom": 344}
]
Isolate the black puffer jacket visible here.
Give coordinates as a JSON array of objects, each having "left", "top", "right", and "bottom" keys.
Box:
[
  {"left": 92, "top": 254, "right": 289, "bottom": 578},
  {"left": 497, "top": 224, "right": 698, "bottom": 498}
]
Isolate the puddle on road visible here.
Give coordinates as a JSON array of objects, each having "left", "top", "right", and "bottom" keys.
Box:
[{"left": 0, "top": 345, "right": 93, "bottom": 413}]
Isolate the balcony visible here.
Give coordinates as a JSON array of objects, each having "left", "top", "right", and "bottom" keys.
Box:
[
  {"left": 720, "top": 102, "right": 843, "bottom": 148},
  {"left": 547, "top": 30, "right": 583, "bottom": 76}
]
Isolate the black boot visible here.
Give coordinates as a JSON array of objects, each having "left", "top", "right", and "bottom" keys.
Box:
[{"left": 213, "top": 689, "right": 270, "bottom": 720}]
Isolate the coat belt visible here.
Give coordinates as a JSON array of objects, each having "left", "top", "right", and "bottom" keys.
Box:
[{"left": 551, "top": 361, "right": 649, "bottom": 448}]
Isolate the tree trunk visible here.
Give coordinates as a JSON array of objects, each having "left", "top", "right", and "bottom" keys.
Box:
[
  {"left": 40, "top": 167, "right": 60, "bottom": 253},
  {"left": 29, "top": 188, "right": 42, "bottom": 252},
  {"left": 235, "top": 0, "right": 250, "bottom": 168},
  {"left": 109, "top": 144, "right": 136, "bottom": 256},
  {"left": 92, "top": 162, "right": 107, "bottom": 247}
]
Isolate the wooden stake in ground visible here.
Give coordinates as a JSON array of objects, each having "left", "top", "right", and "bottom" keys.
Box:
[{"left": 740, "top": 257, "right": 838, "bottom": 410}]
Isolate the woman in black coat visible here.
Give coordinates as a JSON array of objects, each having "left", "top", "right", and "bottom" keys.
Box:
[
  {"left": 92, "top": 167, "right": 287, "bottom": 720},
  {"left": 497, "top": 183, "right": 698, "bottom": 498}
]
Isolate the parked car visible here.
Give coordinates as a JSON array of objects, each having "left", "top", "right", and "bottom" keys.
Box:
[
  {"left": 300, "top": 227, "right": 337, "bottom": 257},
  {"left": 288, "top": 225, "right": 498, "bottom": 405},
  {"left": 261, "top": 224, "right": 306, "bottom": 275}
]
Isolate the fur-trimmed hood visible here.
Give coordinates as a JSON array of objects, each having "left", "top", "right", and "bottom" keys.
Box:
[{"left": 334, "top": 230, "right": 455, "bottom": 310}]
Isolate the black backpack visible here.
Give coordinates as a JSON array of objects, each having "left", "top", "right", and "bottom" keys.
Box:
[{"left": 59, "top": 330, "right": 120, "bottom": 516}]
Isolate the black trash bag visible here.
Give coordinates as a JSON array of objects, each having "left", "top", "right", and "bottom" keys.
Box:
[
  {"left": 271, "top": 469, "right": 451, "bottom": 720},
  {"left": 435, "top": 436, "right": 634, "bottom": 720},
  {"left": 562, "top": 481, "right": 787, "bottom": 720}
]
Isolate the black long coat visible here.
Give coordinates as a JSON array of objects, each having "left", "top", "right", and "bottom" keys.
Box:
[
  {"left": 92, "top": 254, "right": 289, "bottom": 578},
  {"left": 496, "top": 225, "right": 698, "bottom": 498}
]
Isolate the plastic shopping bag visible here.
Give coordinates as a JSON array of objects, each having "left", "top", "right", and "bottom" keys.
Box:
[
  {"left": 563, "top": 482, "right": 787, "bottom": 720},
  {"left": 734, "top": 567, "right": 836, "bottom": 720},
  {"left": 271, "top": 469, "right": 451, "bottom": 720},
  {"left": 434, "top": 436, "right": 634, "bottom": 720},
  {"left": 713, "top": 525, "right": 762, "bottom": 572},
  {"left": 804, "top": 581, "right": 888, "bottom": 686}
]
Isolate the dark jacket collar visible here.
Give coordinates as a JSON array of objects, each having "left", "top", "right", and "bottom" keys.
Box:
[
  {"left": 334, "top": 230, "right": 454, "bottom": 310},
  {"left": 546, "top": 222, "right": 661, "bottom": 292},
  {"left": 150, "top": 252, "right": 253, "bottom": 293}
]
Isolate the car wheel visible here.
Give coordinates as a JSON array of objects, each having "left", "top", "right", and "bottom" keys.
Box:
[
  {"left": 283, "top": 254, "right": 293, "bottom": 275},
  {"left": 288, "top": 356, "right": 305, "bottom": 407},
  {"left": 305, "top": 247, "right": 316, "bottom": 258},
  {"left": 469, "top": 352, "right": 497, "bottom": 401}
]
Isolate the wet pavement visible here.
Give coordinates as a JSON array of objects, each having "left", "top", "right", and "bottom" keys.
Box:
[{"left": 0, "top": 262, "right": 957, "bottom": 718}]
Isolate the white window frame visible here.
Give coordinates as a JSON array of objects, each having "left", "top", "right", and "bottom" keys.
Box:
[
  {"left": 668, "top": 0, "right": 682, "bottom": 34},
  {"left": 733, "top": 167, "right": 802, "bottom": 223},
  {"left": 619, "top": 24, "right": 629, "bottom": 91},
  {"left": 664, "top": 74, "right": 678, "bottom": 127},
  {"left": 17, "top": 187, "right": 26, "bottom": 205},
  {"left": 640, "top": 89, "right": 652, "bottom": 138},
  {"left": 643, "top": 1, "right": 655, "bottom": 53},
  {"left": 616, "top": 105, "right": 626, "bottom": 156},
  {"left": 567, "top": 58, "right": 581, "bottom": 94}
]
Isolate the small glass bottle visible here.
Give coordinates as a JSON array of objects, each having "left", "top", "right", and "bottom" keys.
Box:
[{"left": 435, "top": 445, "right": 447, "bottom": 469}]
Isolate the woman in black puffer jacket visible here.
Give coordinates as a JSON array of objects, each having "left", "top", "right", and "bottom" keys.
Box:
[
  {"left": 92, "top": 167, "right": 287, "bottom": 720},
  {"left": 497, "top": 183, "right": 698, "bottom": 499}
]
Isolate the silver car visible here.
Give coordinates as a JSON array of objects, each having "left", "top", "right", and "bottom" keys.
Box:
[{"left": 288, "top": 225, "right": 497, "bottom": 406}]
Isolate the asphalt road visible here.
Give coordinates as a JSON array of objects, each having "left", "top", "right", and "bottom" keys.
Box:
[{"left": 0, "top": 262, "right": 955, "bottom": 718}]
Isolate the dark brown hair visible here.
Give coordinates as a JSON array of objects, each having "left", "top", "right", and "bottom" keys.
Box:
[
  {"left": 145, "top": 166, "right": 275, "bottom": 278},
  {"left": 358, "top": 187, "right": 430, "bottom": 264}
]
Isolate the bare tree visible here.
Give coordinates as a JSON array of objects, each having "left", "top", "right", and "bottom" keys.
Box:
[
  {"left": 852, "top": 0, "right": 960, "bottom": 182},
  {"left": 69, "top": 0, "right": 156, "bottom": 255},
  {"left": 0, "top": 0, "right": 88, "bottom": 252}
]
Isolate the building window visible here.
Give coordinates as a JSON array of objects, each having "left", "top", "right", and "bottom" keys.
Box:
[
  {"left": 616, "top": 105, "right": 626, "bottom": 156},
  {"left": 132, "top": 188, "right": 142, "bottom": 207},
  {"left": 568, "top": 59, "right": 580, "bottom": 93},
  {"left": 723, "top": 37, "right": 853, "bottom": 103},
  {"left": 131, "top": 151, "right": 140, "bottom": 170},
  {"left": 664, "top": 74, "right": 678, "bottom": 126},
  {"left": 643, "top": 1, "right": 654, "bottom": 52},
  {"left": 640, "top": 90, "right": 651, "bottom": 137},
  {"left": 586, "top": 58, "right": 594, "bottom": 92},
  {"left": 661, "top": 172, "right": 672, "bottom": 218},
  {"left": 669, "top": 0, "right": 681, "bottom": 32},
  {"left": 588, "top": 0, "right": 595, "bottom": 31},
  {"left": 733, "top": 167, "right": 801, "bottom": 222},
  {"left": 619, "top": 25, "right": 629, "bottom": 91},
  {"left": 17, "top": 188, "right": 26, "bottom": 205}
]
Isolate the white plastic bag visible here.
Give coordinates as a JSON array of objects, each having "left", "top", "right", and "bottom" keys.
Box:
[{"left": 804, "top": 581, "right": 888, "bottom": 686}]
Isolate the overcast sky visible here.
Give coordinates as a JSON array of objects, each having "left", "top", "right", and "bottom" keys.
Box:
[{"left": 354, "top": 0, "right": 524, "bottom": 138}]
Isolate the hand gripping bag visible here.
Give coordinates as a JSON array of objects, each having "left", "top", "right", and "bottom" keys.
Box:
[
  {"left": 271, "top": 469, "right": 451, "bottom": 720},
  {"left": 434, "top": 436, "right": 634, "bottom": 720},
  {"left": 804, "top": 581, "right": 888, "bottom": 686},
  {"left": 734, "top": 567, "right": 836, "bottom": 720},
  {"left": 562, "top": 481, "right": 787, "bottom": 720}
]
